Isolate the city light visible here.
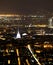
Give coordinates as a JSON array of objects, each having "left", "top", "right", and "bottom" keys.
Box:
[
  {"left": 0, "top": 14, "right": 20, "bottom": 17},
  {"left": 8, "top": 60, "right": 10, "bottom": 64},
  {"left": 16, "top": 49, "right": 21, "bottom": 65},
  {"left": 36, "top": 50, "right": 41, "bottom": 53},
  {"left": 22, "top": 33, "right": 27, "bottom": 36},
  {"left": 27, "top": 44, "right": 41, "bottom": 65},
  {"left": 26, "top": 59, "right": 30, "bottom": 65},
  {"left": 44, "top": 44, "right": 53, "bottom": 48}
]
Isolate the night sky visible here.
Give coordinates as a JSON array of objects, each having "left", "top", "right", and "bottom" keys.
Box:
[{"left": 0, "top": 0, "right": 53, "bottom": 14}]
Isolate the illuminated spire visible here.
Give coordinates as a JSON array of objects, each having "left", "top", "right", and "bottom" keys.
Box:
[{"left": 16, "top": 30, "right": 21, "bottom": 39}]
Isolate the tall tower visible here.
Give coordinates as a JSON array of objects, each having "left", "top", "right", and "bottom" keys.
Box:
[{"left": 16, "top": 29, "right": 21, "bottom": 39}]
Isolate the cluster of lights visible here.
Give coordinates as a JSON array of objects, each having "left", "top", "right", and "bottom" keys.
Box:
[
  {"left": 44, "top": 44, "right": 53, "bottom": 48},
  {"left": 0, "top": 14, "right": 20, "bottom": 17}
]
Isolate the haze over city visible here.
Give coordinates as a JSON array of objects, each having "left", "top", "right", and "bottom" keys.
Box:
[{"left": 0, "top": 0, "right": 53, "bottom": 14}]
